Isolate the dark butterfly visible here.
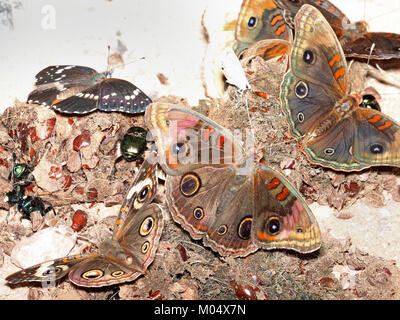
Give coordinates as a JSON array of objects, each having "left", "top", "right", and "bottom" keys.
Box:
[{"left": 27, "top": 65, "right": 152, "bottom": 114}]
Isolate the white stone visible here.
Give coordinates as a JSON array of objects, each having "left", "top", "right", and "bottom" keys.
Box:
[{"left": 10, "top": 225, "right": 77, "bottom": 269}]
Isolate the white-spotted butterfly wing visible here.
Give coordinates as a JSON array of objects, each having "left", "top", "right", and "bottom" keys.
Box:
[{"left": 27, "top": 65, "right": 152, "bottom": 114}]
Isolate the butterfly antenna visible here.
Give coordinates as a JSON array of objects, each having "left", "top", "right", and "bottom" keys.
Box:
[
  {"left": 111, "top": 57, "right": 146, "bottom": 72},
  {"left": 106, "top": 45, "right": 112, "bottom": 76},
  {"left": 347, "top": 59, "right": 355, "bottom": 92},
  {"left": 367, "top": 42, "right": 376, "bottom": 66}
]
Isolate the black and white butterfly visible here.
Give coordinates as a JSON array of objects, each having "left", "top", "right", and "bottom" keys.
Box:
[{"left": 27, "top": 65, "right": 152, "bottom": 114}]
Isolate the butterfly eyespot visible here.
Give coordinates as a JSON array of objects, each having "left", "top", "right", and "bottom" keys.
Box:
[
  {"left": 138, "top": 186, "right": 150, "bottom": 202},
  {"left": 111, "top": 270, "right": 125, "bottom": 277},
  {"left": 42, "top": 266, "right": 63, "bottom": 276},
  {"left": 395, "top": 47, "right": 400, "bottom": 52},
  {"left": 297, "top": 112, "right": 305, "bottom": 123},
  {"left": 294, "top": 81, "right": 308, "bottom": 99},
  {"left": 141, "top": 241, "right": 150, "bottom": 254},
  {"left": 297, "top": 228, "right": 303, "bottom": 233},
  {"left": 166, "top": 120, "right": 170, "bottom": 126},
  {"left": 248, "top": 17, "right": 257, "bottom": 28},
  {"left": 266, "top": 217, "right": 280, "bottom": 236},
  {"left": 303, "top": 50, "right": 314, "bottom": 64},
  {"left": 140, "top": 216, "right": 154, "bottom": 236},
  {"left": 82, "top": 269, "right": 104, "bottom": 280},
  {"left": 369, "top": 143, "right": 384, "bottom": 154},
  {"left": 217, "top": 225, "right": 228, "bottom": 236},
  {"left": 180, "top": 173, "right": 201, "bottom": 197},
  {"left": 238, "top": 217, "right": 252, "bottom": 240},
  {"left": 324, "top": 148, "right": 335, "bottom": 155},
  {"left": 193, "top": 207, "right": 204, "bottom": 220}
]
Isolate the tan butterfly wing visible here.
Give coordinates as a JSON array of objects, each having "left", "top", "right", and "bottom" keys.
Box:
[
  {"left": 166, "top": 166, "right": 258, "bottom": 257},
  {"left": 68, "top": 204, "right": 164, "bottom": 287},
  {"left": 275, "top": 0, "right": 351, "bottom": 40},
  {"left": 5, "top": 254, "right": 92, "bottom": 285},
  {"left": 343, "top": 32, "right": 400, "bottom": 60},
  {"left": 145, "top": 102, "right": 246, "bottom": 176},
  {"left": 113, "top": 159, "right": 158, "bottom": 240},
  {"left": 288, "top": 4, "right": 348, "bottom": 98},
  {"left": 252, "top": 165, "right": 321, "bottom": 253},
  {"left": 281, "top": 5, "right": 400, "bottom": 171},
  {"left": 234, "top": 0, "right": 292, "bottom": 56}
]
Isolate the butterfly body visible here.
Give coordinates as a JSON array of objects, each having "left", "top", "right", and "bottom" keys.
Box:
[
  {"left": 6, "top": 160, "right": 163, "bottom": 287},
  {"left": 27, "top": 65, "right": 151, "bottom": 114},
  {"left": 146, "top": 102, "right": 321, "bottom": 257},
  {"left": 301, "top": 93, "right": 361, "bottom": 142},
  {"left": 280, "top": 5, "right": 400, "bottom": 172}
]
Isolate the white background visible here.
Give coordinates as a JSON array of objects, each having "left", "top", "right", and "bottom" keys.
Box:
[{"left": 0, "top": 0, "right": 400, "bottom": 109}]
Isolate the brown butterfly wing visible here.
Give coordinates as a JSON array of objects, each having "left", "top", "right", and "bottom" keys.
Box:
[
  {"left": 6, "top": 254, "right": 92, "bottom": 285},
  {"left": 288, "top": 4, "right": 348, "bottom": 97},
  {"left": 352, "top": 108, "right": 400, "bottom": 167},
  {"left": 202, "top": 171, "right": 257, "bottom": 257},
  {"left": 166, "top": 166, "right": 234, "bottom": 239},
  {"left": 280, "top": 5, "right": 349, "bottom": 139},
  {"left": 300, "top": 116, "right": 364, "bottom": 171},
  {"left": 241, "top": 39, "right": 292, "bottom": 61},
  {"left": 275, "top": 0, "right": 350, "bottom": 40},
  {"left": 113, "top": 159, "right": 158, "bottom": 240},
  {"left": 145, "top": 102, "right": 246, "bottom": 176},
  {"left": 68, "top": 204, "right": 164, "bottom": 287},
  {"left": 68, "top": 255, "right": 141, "bottom": 288},
  {"left": 117, "top": 203, "right": 164, "bottom": 273},
  {"left": 280, "top": 72, "right": 337, "bottom": 139},
  {"left": 166, "top": 165, "right": 257, "bottom": 257},
  {"left": 280, "top": 5, "right": 353, "bottom": 168},
  {"left": 343, "top": 32, "right": 400, "bottom": 60},
  {"left": 234, "top": 0, "right": 292, "bottom": 56},
  {"left": 284, "top": 107, "right": 400, "bottom": 171},
  {"left": 252, "top": 165, "right": 321, "bottom": 253}
]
